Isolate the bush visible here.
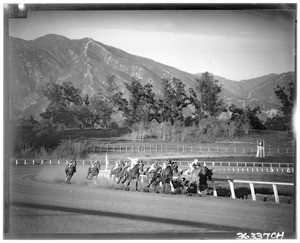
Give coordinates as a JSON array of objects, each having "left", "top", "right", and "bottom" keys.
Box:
[{"left": 37, "top": 140, "right": 89, "bottom": 159}]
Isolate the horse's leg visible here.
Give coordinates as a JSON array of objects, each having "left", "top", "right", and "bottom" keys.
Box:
[
  {"left": 122, "top": 174, "right": 129, "bottom": 184},
  {"left": 196, "top": 178, "right": 202, "bottom": 196},
  {"left": 162, "top": 180, "right": 166, "bottom": 193},
  {"left": 135, "top": 178, "right": 139, "bottom": 191},
  {"left": 146, "top": 177, "right": 156, "bottom": 188},
  {"left": 117, "top": 174, "right": 124, "bottom": 184},
  {"left": 169, "top": 180, "right": 175, "bottom": 194},
  {"left": 153, "top": 178, "right": 162, "bottom": 192},
  {"left": 126, "top": 178, "right": 132, "bottom": 190}
]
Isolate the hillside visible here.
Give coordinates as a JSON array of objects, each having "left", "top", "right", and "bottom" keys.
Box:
[{"left": 9, "top": 34, "right": 294, "bottom": 122}]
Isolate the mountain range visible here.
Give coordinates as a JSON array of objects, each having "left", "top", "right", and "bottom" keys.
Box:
[{"left": 8, "top": 34, "right": 294, "bottom": 122}]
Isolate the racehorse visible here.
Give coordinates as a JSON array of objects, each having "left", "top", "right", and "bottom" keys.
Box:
[
  {"left": 178, "top": 166, "right": 213, "bottom": 196},
  {"left": 109, "top": 160, "right": 126, "bottom": 181},
  {"left": 65, "top": 163, "right": 76, "bottom": 183},
  {"left": 86, "top": 160, "right": 101, "bottom": 180},
  {"left": 145, "top": 161, "right": 178, "bottom": 193},
  {"left": 117, "top": 160, "right": 144, "bottom": 191}
]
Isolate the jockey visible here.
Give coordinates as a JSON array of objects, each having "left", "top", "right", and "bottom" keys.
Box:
[
  {"left": 69, "top": 158, "right": 77, "bottom": 172},
  {"left": 129, "top": 158, "right": 139, "bottom": 169},
  {"left": 112, "top": 160, "right": 121, "bottom": 169},
  {"left": 149, "top": 162, "right": 158, "bottom": 173},
  {"left": 162, "top": 159, "right": 173, "bottom": 169},
  {"left": 91, "top": 160, "right": 98, "bottom": 169},
  {"left": 188, "top": 159, "right": 200, "bottom": 174}
]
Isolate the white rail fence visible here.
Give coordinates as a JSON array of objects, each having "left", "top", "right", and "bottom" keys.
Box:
[
  {"left": 211, "top": 178, "right": 294, "bottom": 203},
  {"left": 10, "top": 158, "right": 294, "bottom": 174},
  {"left": 85, "top": 144, "right": 295, "bottom": 156}
]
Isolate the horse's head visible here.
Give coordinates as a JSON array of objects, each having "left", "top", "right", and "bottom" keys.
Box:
[
  {"left": 172, "top": 162, "right": 179, "bottom": 173},
  {"left": 138, "top": 160, "right": 144, "bottom": 172},
  {"left": 96, "top": 160, "right": 101, "bottom": 167},
  {"left": 204, "top": 167, "right": 213, "bottom": 181}
]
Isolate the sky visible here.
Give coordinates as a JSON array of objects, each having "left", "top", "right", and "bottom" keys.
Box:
[{"left": 8, "top": 5, "right": 296, "bottom": 81}]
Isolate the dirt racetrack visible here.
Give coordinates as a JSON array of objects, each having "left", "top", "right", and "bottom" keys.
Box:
[{"left": 4, "top": 165, "right": 295, "bottom": 239}]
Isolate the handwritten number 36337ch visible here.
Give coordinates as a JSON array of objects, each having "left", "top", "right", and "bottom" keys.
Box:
[{"left": 236, "top": 232, "right": 284, "bottom": 240}]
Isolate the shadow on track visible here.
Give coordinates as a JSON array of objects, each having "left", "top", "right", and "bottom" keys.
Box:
[{"left": 9, "top": 201, "right": 253, "bottom": 236}]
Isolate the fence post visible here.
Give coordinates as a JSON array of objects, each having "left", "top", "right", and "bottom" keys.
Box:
[
  {"left": 272, "top": 184, "right": 279, "bottom": 203},
  {"left": 24, "top": 160, "right": 26, "bottom": 165},
  {"left": 249, "top": 183, "right": 256, "bottom": 201},
  {"left": 16, "top": 159, "right": 18, "bottom": 165},
  {"left": 228, "top": 180, "right": 236, "bottom": 199},
  {"left": 105, "top": 153, "right": 109, "bottom": 170},
  {"left": 50, "top": 160, "right": 52, "bottom": 165}
]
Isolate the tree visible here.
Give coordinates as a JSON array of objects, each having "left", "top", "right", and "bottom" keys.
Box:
[
  {"left": 14, "top": 116, "right": 60, "bottom": 157},
  {"left": 274, "top": 80, "right": 295, "bottom": 130},
  {"left": 158, "top": 78, "right": 190, "bottom": 125},
  {"left": 111, "top": 77, "right": 158, "bottom": 125},
  {"left": 41, "top": 82, "right": 84, "bottom": 127},
  {"left": 41, "top": 82, "right": 113, "bottom": 128},
  {"left": 88, "top": 94, "right": 113, "bottom": 128},
  {"left": 229, "top": 105, "right": 265, "bottom": 134},
  {"left": 195, "top": 72, "right": 224, "bottom": 117}
]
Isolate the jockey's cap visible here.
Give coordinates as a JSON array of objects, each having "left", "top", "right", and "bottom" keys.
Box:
[{"left": 194, "top": 159, "right": 198, "bottom": 163}]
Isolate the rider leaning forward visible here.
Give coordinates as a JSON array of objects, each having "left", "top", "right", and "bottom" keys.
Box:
[
  {"left": 187, "top": 159, "right": 206, "bottom": 174},
  {"left": 69, "top": 158, "right": 77, "bottom": 172}
]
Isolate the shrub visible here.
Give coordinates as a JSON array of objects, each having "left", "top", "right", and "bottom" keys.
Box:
[{"left": 40, "top": 140, "right": 89, "bottom": 159}]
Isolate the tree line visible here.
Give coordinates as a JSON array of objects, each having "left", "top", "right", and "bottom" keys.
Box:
[{"left": 13, "top": 72, "right": 295, "bottom": 156}]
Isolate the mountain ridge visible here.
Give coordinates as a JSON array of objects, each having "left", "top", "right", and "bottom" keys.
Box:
[{"left": 8, "top": 34, "right": 294, "bottom": 122}]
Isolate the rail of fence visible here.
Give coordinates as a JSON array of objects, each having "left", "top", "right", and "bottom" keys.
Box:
[
  {"left": 211, "top": 178, "right": 294, "bottom": 203},
  {"left": 85, "top": 145, "right": 295, "bottom": 156},
  {"left": 97, "top": 171, "right": 293, "bottom": 203},
  {"left": 10, "top": 158, "right": 294, "bottom": 174}
]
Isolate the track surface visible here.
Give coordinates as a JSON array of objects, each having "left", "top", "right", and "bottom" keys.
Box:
[{"left": 5, "top": 165, "right": 295, "bottom": 239}]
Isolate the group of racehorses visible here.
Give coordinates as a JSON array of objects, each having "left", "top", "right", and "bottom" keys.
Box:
[{"left": 65, "top": 158, "right": 214, "bottom": 196}]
